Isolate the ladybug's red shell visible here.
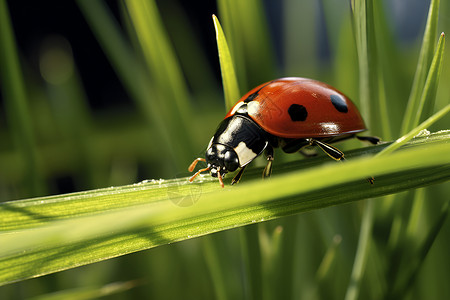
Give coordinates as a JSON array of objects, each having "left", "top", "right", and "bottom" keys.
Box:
[{"left": 225, "top": 77, "right": 366, "bottom": 138}]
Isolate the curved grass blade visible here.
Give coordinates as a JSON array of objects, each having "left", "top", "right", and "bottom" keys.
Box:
[
  {"left": 124, "top": 0, "right": 195, "bottom": 164},
  {"left": 213, "top": 14, "right": 240, "bottom": 111},
  {"left": 412, "top": 32, "right": 445, "bottom": 128},
  {"left": 401, "top": 0, "right": 441, "bottom": 134},
  {"left": 78, "top": 0, "right": 193, "bottom": 169},
  {"left": 0, "top": 133, "right": 450, "bottom": 285},
  {"left": 377, "top": 103, "right": 450, "bottom": 157},
  {"left": 387, "top": 201, "right": 449, "bottom": 298}
]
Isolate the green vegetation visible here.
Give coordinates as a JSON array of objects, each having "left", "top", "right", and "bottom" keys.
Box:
[{"left": 0, "top": 0, "right": 449, "bottom": 299}]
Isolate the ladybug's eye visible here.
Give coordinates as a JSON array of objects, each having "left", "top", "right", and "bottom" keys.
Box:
[{"left": 224, "top": 150, "right": 239, "bottom": 172}]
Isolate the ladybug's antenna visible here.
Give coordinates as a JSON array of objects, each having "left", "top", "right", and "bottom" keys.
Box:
[
  {"left": 188, "top": 157, "right": 225, "bottom": 188},
  {"left": 188, "top": 158, "right": 206, "bottom": 172},
  {"left": 189, "top": 166, "right": 210, "bottom": 182}
]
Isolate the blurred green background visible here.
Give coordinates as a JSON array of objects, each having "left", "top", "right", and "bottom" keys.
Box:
[{"left": 1, "top": 0, "right": 449, "bottom": 299}]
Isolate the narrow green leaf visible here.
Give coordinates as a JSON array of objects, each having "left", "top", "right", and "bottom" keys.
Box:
[
  {"left": 77, "top": 0, "right": 192, "bottom": 170},
  {"left": 316, "top": 235, "right": 342, "bottom": 281},
  {"left": 213, "top": 14, "right": 240, "bottom": 111},
  {"left": 401, "top": 0, "right": 441, "bottom": 134},
  {"left": 388, "top": 200, "right": 449, "bottom": 298},
  {"left": 377, "top": 103, "right": 450, "bottom": 156},
  {"left": 351, "top": 0, "right": 379, "bottom": 132},
  {"left": 412, "top": 32, "right": 445, "bottom": 127},
  {"left": 124, "top": 0, "right": 195, "bottom": 165},
  {"left": 202, "top": 236, "right": 228, "bottom": 300},
  {"left": 217, "top": 0, "right": 275, "bottom": 89},
  {"left": 216, "top": 0, "right": 247, "bottom": 89},
  {"left": 0, "top": 0, "right": 45, "bottom": 196},
  {"left": 0, "top": 132, "right": 450, "bottom": 285},
  {"left": 28, "top": 280, "right": 140, "bottom": 300},
  {"left": 345, "top": 200, "right": 374, "bottom": 300}
]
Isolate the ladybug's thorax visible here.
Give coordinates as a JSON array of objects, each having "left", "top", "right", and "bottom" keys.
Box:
[{"left": 205, "top": 115, "right": 270, "bottom": 177}]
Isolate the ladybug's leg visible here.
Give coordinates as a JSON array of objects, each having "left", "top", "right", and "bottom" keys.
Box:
[
  {"left": 311, "top": 139, "right": 375, "bottom": 184},
  {"left": 310, "top": 139, "right": 345, "bottom": 161},
  {"left": 231, "top": 166, "right": 247, "bottom": 185},
  {"left": 356, "top": 135, "right": 380, "bottom": 145},
  {"left": 263, "top": 146, "right": 274, "bottom": 178}
]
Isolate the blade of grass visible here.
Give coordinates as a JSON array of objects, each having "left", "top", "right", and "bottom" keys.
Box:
[
  {"left": 0, "top": 0, "right": 45, "bottom": 197},
  {"left": 230, "top": 0, "right": 276, "bottom": 86},
  {"left": 345, "top": 199, "right": 374, "bottom": 300},
  {"left": 28, "top": 280, "right": 141, "bottom": 300},
  {"left": 39, "top": 37, "right": 102, "bottom": 189},
  {"left": 401, "top": 0, "right": 441, "bottom": 134},
  {"left": 76, "top": 0, "right": 185, "bottom": 170},
  {"left": 387, "top": 200, "right": 449, "bottom": 299},
  {"left": 372, "top": 0, "right": 394, "bottom": 140},
  {"left": 124, "top": 0, "right": 195, "bottom": 165},
  {"left": 202, "top": 236, "right": 228, "bottom": 300},
  {"left": 377, "top": 103, "right": 450, "bottom": 156},
  {"left": 239, "top": 226, "right": 263, "bottom": 300},
  {"left": 316, "top": 235, "right": 342, "bottom": 281},
  {"left": 260, "top": 224, "right": 284, "bottom": 300},
  {"left": 213, "top": 15, "right": 240, "bottom": 111},
  {"left": 0, "top": 132, "right": 449, "bottom": 285},
  {"left": 217, "top": 0, "right": 247, "bottom": 89},
  {"left": 412, "top": 32, "right": 445, "bottom": 128},
  {"left": 217, "top": 0, "right": 275, "bottom": 89},
  {"left": 349, "top": 3, "right": 382, "bottom": 299},
  {"left": 351, "top": 0, "right": 378, "bottom": 130}
]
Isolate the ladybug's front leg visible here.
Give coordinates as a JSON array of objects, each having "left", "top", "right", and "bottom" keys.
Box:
[
  {"left": 231, "top": 166, "right": 247, "bottom": 185},
  {"left": 263, "top": 146, "right": 274, "bottom": 178}
]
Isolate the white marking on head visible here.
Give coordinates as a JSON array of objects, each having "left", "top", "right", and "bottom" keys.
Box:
[{"left": 234, "top": 141, "right": 259, "bottom": 167}]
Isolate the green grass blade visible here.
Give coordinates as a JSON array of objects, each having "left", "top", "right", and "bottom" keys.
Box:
[
  {"left": 345, "top": 200, "right": 374, "bottom": 300},
  {"left": 352, "top": 0, "right": 385, "bottom": 135},
  {"left": 0, "top": 132, "right": 449, "bottom": 285},
  {"left": 39, "top": 37, "right": 103, "bottom": 189},
  {"left": 412, "top": 32, "right": 445, "bottom": 127},
  {"left": 77, "top": 0, "right": 189, "bottom": 170},
  {"left": 372, "top": 0, "right": 396, "bottom": 140},
  {"left": 377, "top": 103, "right": 450, "bottom": 156},
  {"left": 124, "top": 0, "right": 195, "bottom": 165},
  {"left": 388, "top": 200, "right": 449, "bottom": 298},
  {"left": 0, "top": 0, "right": 45, "bottom": 196},
  {"left": 213, "top": 15, "right": 240, "bottom": 111},
  {"left": 202, "top": 236, "right": 228, "bottom": 300},
  {"left": 28, "top": 280, "right": 140, "bottom": 300},
  {"left": 217, "top": 0, "right": 275, "bottom": 90},
  {"left": 239, "top": 226, "right": 263, "bottom": 300},
  {"left": 401, "top": 0, "right": 441, "bottom": 134}
]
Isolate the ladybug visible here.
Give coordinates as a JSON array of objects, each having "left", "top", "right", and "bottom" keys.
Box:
[{"left": 189, "top": 77, "right": 379, "bottom": 187}]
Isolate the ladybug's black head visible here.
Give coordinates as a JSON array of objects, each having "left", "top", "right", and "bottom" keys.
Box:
[
  {"left": 188, "top": 115, "right": 268, "bottom": 187},
  {"left": 206, "top": 144, "right": 240, "bottom": 179},
  {"left": 187, "top": 143, "right": 240, "bottom": 188}
]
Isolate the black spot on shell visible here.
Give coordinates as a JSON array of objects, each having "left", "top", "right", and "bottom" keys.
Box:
[
  {"left": 330, "top": 94, "right": 348, "bottom": 113},
  {"left": 288, "top": 104, "right": 308, "bottom": 121}
]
